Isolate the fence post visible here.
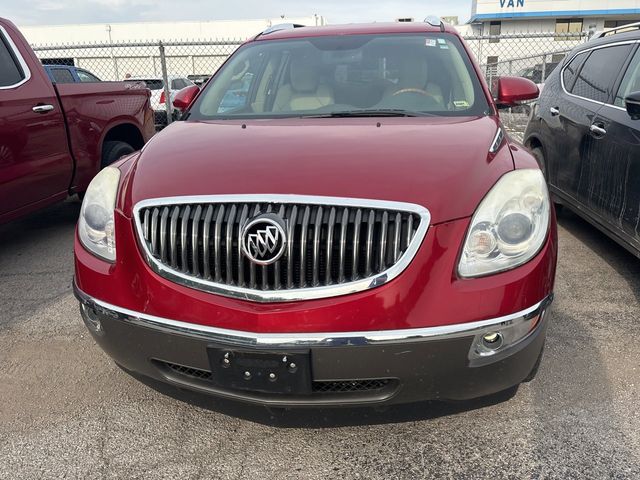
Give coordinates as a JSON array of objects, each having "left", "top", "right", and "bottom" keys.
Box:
[
  {"left": 159, "top": 41, "right": 173, "bottom": 125},
  {"left": 541, "top": 54, "right": 547, "bottom": 83},
  {"left": 508, "top": 60, "right": 512, "bottom": 75}
]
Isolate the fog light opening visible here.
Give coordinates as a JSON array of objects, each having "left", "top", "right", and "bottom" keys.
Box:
[
  {"left": 81, "top": 303, "right": 103, "bottom": 334},
  {"left": 482, "top": 332, "right": 504, "bottom": 350}
]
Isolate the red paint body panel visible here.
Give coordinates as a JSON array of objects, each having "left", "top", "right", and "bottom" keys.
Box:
[
  {"left": 0, "top": 17, "right": 154, "bottom": 224},
  {"left": 55, "top": 82, "right": 154, "bottom": 191},
  {"left": 494, "top": 76, "right": 540, "bottom": 107},
  {"left": 128, "top": 116, "right": 513, "bottom": 225},
  {"left": 75, "top": 209, "right": 556, "bottom": 333},
  {"left": 74, "top": 22, "right": 557, "bottom": 336}
]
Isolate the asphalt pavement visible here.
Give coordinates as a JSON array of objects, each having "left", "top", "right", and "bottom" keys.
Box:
[{"left": 0, "top": 199, "right": 639, "bottom": 479}]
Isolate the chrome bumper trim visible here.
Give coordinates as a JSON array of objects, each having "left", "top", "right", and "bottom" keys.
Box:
[{"left": 74, "top": 282, "right": 552, "bottom": 348}]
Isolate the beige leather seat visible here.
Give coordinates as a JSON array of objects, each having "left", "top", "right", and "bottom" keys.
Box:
[
  {"left": 385, "top": 56, "right": 444, "bottom": 107},
  {"left": 273, "top": 54, "right": 334, "bottom": 112}
]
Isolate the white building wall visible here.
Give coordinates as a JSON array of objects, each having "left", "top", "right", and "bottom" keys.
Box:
[{"left": 19, "top": 16, "right": 326, "bottom": 45}]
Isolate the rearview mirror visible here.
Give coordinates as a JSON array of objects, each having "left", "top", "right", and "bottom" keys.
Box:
[
  {"left": 494, "top": 76, "right": 539, "bottom": 109},
  {"left": 625, "top": 91, "right": 640, "bottom": 120},
  {"left": 173, "top": 85, "right": 200, "bottom": 111}
]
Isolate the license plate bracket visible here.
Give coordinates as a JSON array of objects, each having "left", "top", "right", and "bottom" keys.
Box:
[{"left": 207, "top": 345, "right": 312, "bottom": 395}]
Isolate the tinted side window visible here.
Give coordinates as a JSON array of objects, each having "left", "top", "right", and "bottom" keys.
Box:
[
  {"left": 571, "top": 45, "right": 633, "bottom": 102},
  {"left": 562, "top": 53, "right": 586, "bottom": 90},
  {"left": 615, "top": 49, "right": 640, "bottom": 107},
  {"left": 51, "top": 68, "right": 75, "bottom": 84},
  {"left": 77, "top": 70, "right": 100, "bottom": 82},
  {"left": 172, "top": 79, "right": 187, "bottom": 90},
  {"left": 0, "top": 32, "right": 25, "bottom": 87}
]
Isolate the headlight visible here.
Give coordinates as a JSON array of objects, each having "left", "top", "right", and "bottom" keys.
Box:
[
  {"left": 78, "top": 167, "right": 121, "bottom": 262},
  {"left": 458, "top": 169, "right": 550, "bottom": 277}
]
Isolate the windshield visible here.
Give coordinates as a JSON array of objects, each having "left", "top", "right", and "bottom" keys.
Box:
[
  {"left": 190, "top": 33, "right": 490, "bottom": 119},
  {"left": 141, "top": 79, "right": 163, "bottom": 90}
]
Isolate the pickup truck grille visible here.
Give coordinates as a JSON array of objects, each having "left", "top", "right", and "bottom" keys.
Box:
[{"left": 134, "top": 195, "right": 430, "bottom": 302}]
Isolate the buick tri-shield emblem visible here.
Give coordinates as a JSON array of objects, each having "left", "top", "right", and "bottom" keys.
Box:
[{"left": 241, "top": 213, "right": 287, "bottom": 265}]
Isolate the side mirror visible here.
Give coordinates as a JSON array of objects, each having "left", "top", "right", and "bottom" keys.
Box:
[
  {"left": 625, "top": 91, "right": 640, "bottom": 120},
  {"left": 173, "top": 85, "right": 200, "bottom": 111},
  {"left": 494, "top": 76, "right": 540, "bottom": 108}
]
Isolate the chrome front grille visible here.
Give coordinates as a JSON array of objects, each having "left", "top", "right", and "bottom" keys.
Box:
[{"left": 134, "top": 195, "right": 430, "bottom": 302}]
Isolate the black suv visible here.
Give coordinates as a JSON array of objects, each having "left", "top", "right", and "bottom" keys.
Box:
[{"left": 525, "top": 27, "right": 640, "bottom": 257}]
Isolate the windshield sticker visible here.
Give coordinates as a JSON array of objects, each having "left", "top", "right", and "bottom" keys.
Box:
[
  {"left": 437, "top": 38, "right": 446, "bottom": 44},
  {"left": 425, "top": 38, "right": 437, "bottom": 47},
  {"left": 454, "top": 100, "right": 470, "bottom": 108}
]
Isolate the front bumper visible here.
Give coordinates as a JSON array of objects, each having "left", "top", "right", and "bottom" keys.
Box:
[{"left": 75, "top": 283, "right": 552, "bottom": 406}]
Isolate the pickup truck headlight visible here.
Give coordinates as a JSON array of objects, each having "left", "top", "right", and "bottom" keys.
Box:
[
  {"left": 458, "top": 169, "right": 550, "bottom": 278},
  {"left": 78, "top": 167, "right": 120, "bottom": 262}
]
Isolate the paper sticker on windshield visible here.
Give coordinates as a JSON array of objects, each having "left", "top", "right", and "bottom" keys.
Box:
[
  {"left": 454, "top": 100, "right": 470, "bottom": 108},
  {"left": 437, "top": 38, "right": 446, "bottom": 44},
  {"left": 425, "top": 39, "right": 437, "bottom": 47}
]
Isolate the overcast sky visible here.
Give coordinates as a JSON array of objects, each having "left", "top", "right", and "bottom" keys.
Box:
[{"left": 2, "top": 0, "right": 472, "bottom": 26}]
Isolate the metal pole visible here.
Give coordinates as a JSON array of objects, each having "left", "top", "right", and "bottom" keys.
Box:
[
  {"left": 159, "top": 41, "right": 173, "bottom": 125},
  {"left": 106, "top": 24, "right": 119, "bottom": 80},
  {"left": 541, "top": 54, "right": 547, "bottom": 83}
]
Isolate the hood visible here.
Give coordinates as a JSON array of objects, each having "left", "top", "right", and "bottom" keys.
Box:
[{"left": 129, "top": 116, "right": 513, "bottom": 224}]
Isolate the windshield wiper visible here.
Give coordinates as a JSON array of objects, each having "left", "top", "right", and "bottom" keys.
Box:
[{"left": 301, "top": 109, "right": 435, "bottom": 118}]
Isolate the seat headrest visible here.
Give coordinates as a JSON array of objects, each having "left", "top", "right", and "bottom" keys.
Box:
[
  {"left": 289, "top": 53, "right": 319, "bottom": 93},
  {"left": 397, "top": 55, "right": 429, "bottom": 90}
]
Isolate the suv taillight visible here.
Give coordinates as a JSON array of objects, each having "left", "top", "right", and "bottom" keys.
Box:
[{"left": 159, "top": 91, "right": 166, "bottom": 104}]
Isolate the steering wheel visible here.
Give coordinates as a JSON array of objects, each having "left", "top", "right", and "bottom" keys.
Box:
[{"left": 392, "top": 88, "right": 435, "bottom": 98}]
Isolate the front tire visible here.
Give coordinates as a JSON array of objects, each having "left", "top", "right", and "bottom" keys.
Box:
[
  {"left": 530, "top": 145, "right": 563, "bottom": 212},
  {"left": 101, "top": 141, "right": 135, "bottom": 168}
]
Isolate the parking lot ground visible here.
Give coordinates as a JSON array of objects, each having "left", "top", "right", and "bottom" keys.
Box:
[{"left": 0, "top": 200, "right": 639, "bottom": 479}]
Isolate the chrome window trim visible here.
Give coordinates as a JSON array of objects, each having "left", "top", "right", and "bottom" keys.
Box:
[
  {"left": 0, "top": 25, "right": 32, "bottom": 90},
  {"left": 132, "top": 194, "right": 431, "bottom": 303},
  {"left": 75, "top": 282, "right": 553, "bottom": 347},
  {"left": 560, "top": 40, "right": 639, "bottom": 108}
]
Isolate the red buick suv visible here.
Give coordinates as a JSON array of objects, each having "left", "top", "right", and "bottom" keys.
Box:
[{"left": 74, "top": 21, "right": 557, "bottom": 407}]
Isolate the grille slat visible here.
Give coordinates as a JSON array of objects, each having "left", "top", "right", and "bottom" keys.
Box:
[
  {"left": 226, "top": 205, "right": 237, "bottom": 285},
  {"left": 159, "top": 207, "right": 169, "bottom": 263},
  {"left": 286, "top": 205, "right": 298, "bottom": 289},
  {"left": 191, "top": 205, "right": 202, "bottom": 277},
  {"left": 393, "top": 212, "right": 401, "bottom": 263},
  {"left": 312, "top": 206, "right": 323, "bottom": 287},
  {"left": 237, "top": 205, "right": 249, "bottom": 287},
  {"left": 213, "top": 205, "right": 225, "bottom": 282},
  {"left": 351, "top": 209, "right": 362, "bottom": 281},
  {"left": 138, "top": 198, "right": 424, "bottom": 298},
  {"left": 169, "top": 206, "right": 180, "bottom": 268},
  {"left": 299, "top": 206, "right": 311, "bottom": 288},
  {"left": 338, "top": 208, "right": 348, "bottom": 283},
  {"left": 365, "top": 209, "right": 375, "bottom": 277},
  {"left": 180, "top": 205, "right": 190, "bottom": 272},
  {"left": 150, "top": 208, "right": 159, "bottom": 255},
  {"left": 202, "top": 205, "right": 214, "bottom": 279}
]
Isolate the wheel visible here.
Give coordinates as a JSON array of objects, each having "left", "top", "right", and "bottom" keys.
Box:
[
  {"left": 530, "top": 146, "right": 547, "bottom": 179},
  {"left": 530, "top": 145, "right": 563, "bottom": 213},
  {"left": 101, "top": 140, "right": 135, "bottom": 168},
  {"left": 523, "top": 344, "right": 545, "bottom": 383}
]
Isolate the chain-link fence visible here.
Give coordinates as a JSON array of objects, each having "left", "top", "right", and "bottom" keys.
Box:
[{"left": 31, "top": 31, "right": 589, "bottom": 134}]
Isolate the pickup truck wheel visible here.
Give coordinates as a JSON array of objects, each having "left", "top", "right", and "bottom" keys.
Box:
[{"left": 102, "top": 141, "right": 135, "bottom": 168}]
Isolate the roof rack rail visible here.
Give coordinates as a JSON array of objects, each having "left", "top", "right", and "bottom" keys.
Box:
[
  {"left": 594, "top": 21, "right": 640, "bottom": 39},
  {"left": 424, "top": 15, "right": 446, "bottom": 32},
  {"left": 256, "top": 23, "right": 306, "bottom": 39}
]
